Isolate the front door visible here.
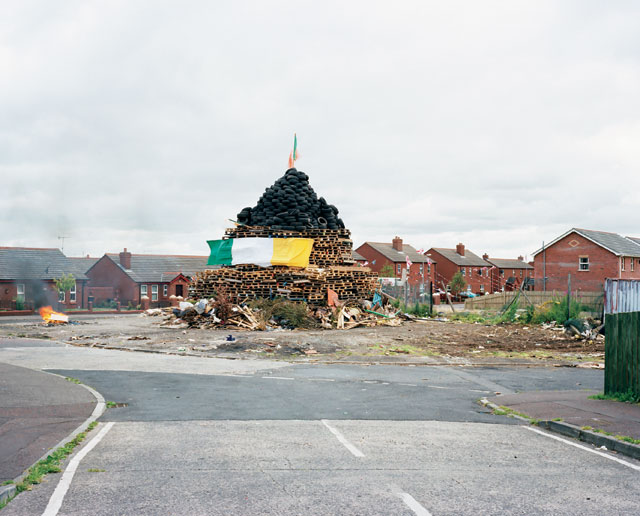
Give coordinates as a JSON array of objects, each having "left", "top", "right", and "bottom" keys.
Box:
[{"left": 175, "top": 284, "right": 184, "bottom": 297}]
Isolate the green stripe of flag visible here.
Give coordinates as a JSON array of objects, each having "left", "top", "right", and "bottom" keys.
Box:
[
  {"left": 293, "top": 133, "right": 297, "bottom": 161},
  {"left": 207, "top": 239, "right": 233, "bottom": 265}
]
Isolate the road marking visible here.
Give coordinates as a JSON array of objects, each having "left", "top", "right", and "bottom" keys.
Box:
[
  {"left": 399, "top": 383, "right": 418, "bottom": 387},
  {"left": 223, "top": 374, "right": 253, "bottom": 378},
  {"left": 321, "top": 420, "right": 364, "bottom": 457},
  {"left": 262, "top": 376, "right": 294, "bottom": 380},
  {"left": 308, "top": 378, "right": 335, "bottom": 382},
  {"left": 525, "top": 426, "right": 640, "bottom": 471},
  {"left": 428, "top": 385, "right": 452, "bottom": 390},
  {"left": 391, "top": 486, "right": 432, "bottom": 516},
  {"left": 42, "top": 422, "right": 115, "bottom": 516}
]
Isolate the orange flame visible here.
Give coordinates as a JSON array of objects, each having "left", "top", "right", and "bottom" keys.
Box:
[{"left": 39, "top": 306, "right": 69, "bottom": 324}]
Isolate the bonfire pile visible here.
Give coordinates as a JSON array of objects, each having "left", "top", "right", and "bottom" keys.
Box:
[{"left": 143, "top": 296, "right": 405, "bottom": 331}]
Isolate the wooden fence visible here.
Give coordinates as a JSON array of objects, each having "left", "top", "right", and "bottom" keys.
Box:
[
  {"left": 605, "top": 311, "right": 640, "bottom": 396},
  {"left": 463, "top": 290, "right": 603, "bottom": 311}
]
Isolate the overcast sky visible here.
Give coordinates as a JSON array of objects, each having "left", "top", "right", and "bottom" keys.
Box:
[{"left": 2, "top": 1, "right": 639, "bottom": 261}]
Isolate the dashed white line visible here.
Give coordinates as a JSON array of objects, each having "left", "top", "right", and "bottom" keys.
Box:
[
  {"left": 308, "top": 378, "right": 335, "bottom": 382},
  {"left": 262, "top": 376, "right": 295, "bottom": 380},
  {"left": 399, "top": 383, "right": 418, "bottom": 387},
  {"left": 525, "top": 426, "right": 640, "bottom": 471},
  {"left": 321, "top": 420, "right": 364, "bottom": 457},
  {"left": 42, "top": 422, "right": 115, "bottom": 516},
  {"left": 391, "top": 486, "right": 432, "bottom": 516},
  {"left": 428, "top": 385, "right": 452, "bottom": 390}
]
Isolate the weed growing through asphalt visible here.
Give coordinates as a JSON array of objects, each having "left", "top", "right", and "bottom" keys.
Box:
[
  {"left": 106, "top": 401, "right": 117, "bottom": 408},
  {"left": 65, "top": 377, "right": 82, "bottom": 384},
  {"left": 2, "top": 420, "right": 99, "bottom": 510},
  {"left": 490, "top": 405, "right": 539, "bottom": 425},
  {"left": 87, "top": 468, "right": 106, "bottom": 473}
]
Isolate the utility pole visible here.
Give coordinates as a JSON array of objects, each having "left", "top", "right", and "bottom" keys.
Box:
[{"left": 542, "top": 241, "right": 546, "bottom": 292}]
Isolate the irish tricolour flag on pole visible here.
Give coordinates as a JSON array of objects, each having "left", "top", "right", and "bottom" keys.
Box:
[{"left": 207, "top": 238, "right": 314, "bottom": 268}]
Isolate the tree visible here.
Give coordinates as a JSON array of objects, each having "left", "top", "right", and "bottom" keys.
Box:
[
  {"left": 379, "top": 264, "right": 395, "bottom": 277},
  {"left": 448, "top": 271, "right": 466, "bottom": 297},
  {"left": 54, "top": 273, "right": 76, "bottom": 302}
]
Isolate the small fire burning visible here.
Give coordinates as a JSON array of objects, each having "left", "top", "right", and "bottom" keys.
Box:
[{"left": 39, "top": 306, "right": 69, "bottom": 324}]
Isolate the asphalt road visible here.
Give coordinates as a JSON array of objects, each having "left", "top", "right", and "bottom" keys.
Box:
[{"left": 2, "top": 338, "right": 639, "bottom": 516}]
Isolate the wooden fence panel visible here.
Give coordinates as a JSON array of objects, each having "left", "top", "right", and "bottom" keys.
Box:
[
  {"left": 604, "top": 311, "right": 640, "bottom": 396},
  {"left": 464, "top": 290, "right": 603, "bottom": 310}
]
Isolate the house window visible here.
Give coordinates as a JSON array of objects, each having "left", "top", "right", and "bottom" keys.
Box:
[
  {"left": 622, "top": 257, "right": 625, "bottom": 271},
  {"left": 396, "top": 264, "right": 401, "bottom": 275},
  {"left": 70, "top": 283, "right": 76, "bottom": 303},
  {"left": 461, "top": 267, "right": 466, "bottom": 276},
  {"left": 152, "top": 285, "right": 158, "bottom": 301},
  {"left": 520, "top": 270, "right": 523, "bottom": 277},
  {"left": 58, "top": 290, "right": 65, "bottom": 302},
  {"left": 141, "top": 285, "right": 148, "bottom": 297},
  {"left": 500, "top": 269, "right": 504, "bottom": 277},
  {"left": 16, "top": 284, "right": 25, "bottom": 299},
  {"left": 427, "top": 264, "right": 431, "bottom": 274},
  {"left": 579, "top": 257, "right": 589, "bottom": 271},
  {"left": 477, "top": 269, "right": 482, "bottom": 276},
  {"left": 480, "top": 284, "right": 485, "bottom": 292},
  {"left": 163, "top": 285, "right": 168, "bottom": 296},
  {"left": 419, "top": 263, "right": 424, "bottom": 275},
  {"left": 632, "top": 259, "right": 635, "bottom": 272}
]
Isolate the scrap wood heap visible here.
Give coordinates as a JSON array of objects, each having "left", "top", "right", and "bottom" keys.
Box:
[
  {"left": 145, "top": 294, "right": 406, "bottom": 331},
  {"left": 190, "top": 167, "right": 379, "bottom": 305}
]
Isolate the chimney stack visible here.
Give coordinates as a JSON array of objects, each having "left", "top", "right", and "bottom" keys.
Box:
[
  {"left": 482, "top": 253, "right": 489, "bottom": 260},
  {"left": 119, "top": 248, "right": 132, "bottom": 269},
  {"left": 518, "top": 255, "right": 524, "bottom": 262},
  {"left": 456, "top": 243, "right": 465, "bottom": 256},
  {"left": 392, "top": 236, "right": 403, "bottom": 251}
]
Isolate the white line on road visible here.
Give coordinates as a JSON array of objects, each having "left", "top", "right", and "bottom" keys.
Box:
[
  {"left": 399, "top": 383, "right": 418, "bottom": 387},
  {"left": 262, "top": 376, "right": 295, "bottom": 380},
  {"left": 43, "top": 422, "right": 115, "bottom": 516},
  {"left": 321, "top": 420, "right": 364, "bottom": 457},
  {"left": 525, "top": 426, "right": 640, "bottom": 471},
  {"left": 308, "top": 378, "right": 335, "bottom": 382},
  {"left": 391, "top": 487, "right": 432, "bottom": 516}
]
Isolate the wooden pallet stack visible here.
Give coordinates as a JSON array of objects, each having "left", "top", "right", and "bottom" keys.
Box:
[{"left": 190, "top": 225, "right": 378, "bottom": 305}]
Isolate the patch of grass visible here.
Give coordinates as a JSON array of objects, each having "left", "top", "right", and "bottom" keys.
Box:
[
  {"left": 10, "top": 422, "right": 98, "bottom": 499},
  {"left": 106, "top": 401, "right": 117, "bottom": 408},
  {"left": 615, "top": 435, "right": 640, "bottom": 445},
  {"left": 65, "top": 377, "right": 82, "bottom": 384},
  {"left": 1, "top": 480, "right": 13, "bottom": 485},
  {"left": 581, "top": 425, "right": 593, "bottom": 431},
  {"left": 490, "top": 405, "right": 539, "bottom": 425},
  {"left": 589, "top": 389, "right": 640, "bottom": 404},
  {"left": 87, "top": 468, "right": 105, "bottom": 473},
  {"left": 551, "top": 417, "right": 564, "bottom": 422}
]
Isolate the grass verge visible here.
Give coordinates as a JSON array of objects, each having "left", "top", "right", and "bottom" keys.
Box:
[{"left": 589, "top": 389, "right": 640, "bottom": 404}]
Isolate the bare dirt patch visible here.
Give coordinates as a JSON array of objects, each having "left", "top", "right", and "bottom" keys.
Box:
[{"left": 0, "top": 314, "right": 603, "bottom": 365}]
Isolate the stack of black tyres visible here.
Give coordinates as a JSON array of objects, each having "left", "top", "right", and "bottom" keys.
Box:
[{"left": 236, "top": 168, "right": 345, "bottom": 231}]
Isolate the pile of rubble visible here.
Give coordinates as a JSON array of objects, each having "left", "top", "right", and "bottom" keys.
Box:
[{"left": 143, "top": 296, "right": 408, "bottom": 331}]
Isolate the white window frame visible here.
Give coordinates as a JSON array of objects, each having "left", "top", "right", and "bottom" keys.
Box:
[
  {"left": 151, "top": 284, "right": 158, "bottom": 301},
  {"left": 621, "top": 257, "right": 625, "bottom": 272},
  {"left": 163, "top": 284, "right": 168, "bottom": 296},
  {"left": 16, "top": 283, "right": 25, "bottom": 298},
  {"left": 632, "top": 259, "right": 635, "bottom": 272},
  {"left": 480, "top": 284, "right": 485, "bottom": 292},
  {"left": 461, "top": 267, "right": 466, "bottom": 276},
  {"left": 579, "top": 256, "right": 589, "bottom": 271},
  {"left": 419, "top": 263, "right": 424, "bottom": 275},
  {"left": 141, "top": 285, "right": 148, "bottom": 297},
  {"left": 70, "top": 283, "right": 76, "bottom": 303},
  {"left": 396, "top": 264, "right": 401, "bottom": 275},
  {"left": 58, "top": 290, "right": 65, "bottom": 302},
  {"left": 427, "top": 264, "right": 431, "bottom": 274}
]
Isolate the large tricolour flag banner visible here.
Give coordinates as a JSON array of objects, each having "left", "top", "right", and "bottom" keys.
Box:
[{"left": 207, "top": 238, "right": 314, "bottom": 268}]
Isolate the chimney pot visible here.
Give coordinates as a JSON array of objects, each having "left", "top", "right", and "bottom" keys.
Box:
[
  {"left": 392, "top": 236, "right": 403, "bottom": 251},
  {"left": 119, "top": 248, "right": 132, "bottom": 269},
  {"left": 518, "top": 255, "right": 524, "bottom": 262},
  {"left": 456, "top": 243, "right": 465, "bottom": 256},
  {"left": 482, "top": 253, "right": 489, "bottom": 260}
]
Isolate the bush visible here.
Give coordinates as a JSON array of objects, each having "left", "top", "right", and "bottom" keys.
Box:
[{"left": 525, "top": 297, "right": 592, "bottom": 325}]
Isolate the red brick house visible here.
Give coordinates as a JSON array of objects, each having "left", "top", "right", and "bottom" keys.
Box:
[
  {"left": 532, "top": 228, "right": 640, "bottom": 292},
  {"left": 483, "top": 254, "right": 534, "bottom": 292},
  {"left": 0, "top": 247, "right": 89, "bottom": 310},
  {"left": 85, "top": 248, "right": 210, "bottom": 308},
  {"left": 426, "top": 243, "right": 491, "bottom": 295},
  {"left": 355, "top": 237, "right": 435, "bottom": 286}
]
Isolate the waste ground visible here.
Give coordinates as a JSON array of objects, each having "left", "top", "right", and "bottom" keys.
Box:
[{"left": 0, "top": 314, "right": 604, "bottom": 365}]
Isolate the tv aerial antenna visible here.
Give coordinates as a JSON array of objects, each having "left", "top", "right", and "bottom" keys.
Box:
[{"left": 58, "top": 235, "right": 71, "bottom": 253}]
